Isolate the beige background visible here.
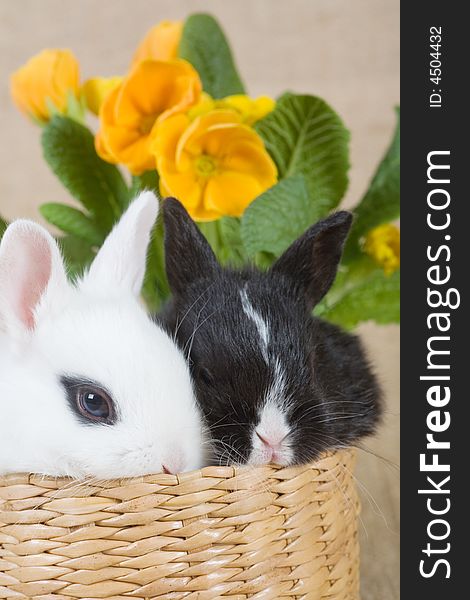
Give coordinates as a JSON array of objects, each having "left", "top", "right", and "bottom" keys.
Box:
[{"left": 0, "top": 1, "right": 400, "bottom": 598}]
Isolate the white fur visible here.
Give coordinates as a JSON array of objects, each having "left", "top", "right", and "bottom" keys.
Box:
[
  {"left": 0, "top": 192, "right": 204, "bottom": 478},
  {"left": 248, "top": 402, "right": 293, "bottom": 466},
  {"left": 248, "top": 359, "right": 294, "bottom": 466},
  {"left": 240, "top": 286, "right": 270, "bottom": 362},
  {"left": 237, "top": 287, "right": 293, "bottom": 466}
]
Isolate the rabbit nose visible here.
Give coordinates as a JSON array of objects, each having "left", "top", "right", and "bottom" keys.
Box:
[
  {"left": 255, "top": 431, "right": 290, "bottom": 465},
  {"left": 161, "top": 451, "right": 185, "bottom": 475},
  {"left": 256, "top": 430, "right": 288, "bottom": 449}
]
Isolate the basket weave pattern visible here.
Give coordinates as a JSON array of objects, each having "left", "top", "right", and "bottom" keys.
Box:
[{"left": 0, "top": 449, "right": 359, "bottom": 599}]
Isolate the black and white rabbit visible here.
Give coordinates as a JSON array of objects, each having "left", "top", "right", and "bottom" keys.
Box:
[
  {"left": 0, "top": 192, "right": 204, "bottom": 478},
  {"left": 161, "top": 198, "right": 382, "bottom": 466}
]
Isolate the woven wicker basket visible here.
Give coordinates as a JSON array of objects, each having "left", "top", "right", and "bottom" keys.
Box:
[{"left": 0, "top": 449, "right": 359, "bottom": 600}]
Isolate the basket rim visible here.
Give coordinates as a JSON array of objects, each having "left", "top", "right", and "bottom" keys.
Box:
[
  {"left": 0, "top": 448, "right": 360, "bottom": 600},
  {"left": 0, "top": 448, "right": 355, "bottom": 489}
]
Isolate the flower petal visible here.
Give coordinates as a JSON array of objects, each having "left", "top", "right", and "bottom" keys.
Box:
[
  {"left": 364, "top": 224, "right": 400, "bottom": 275},
  {"left": 10, "top": 49, "right": 80, "bottom": 121},
  {"left": 95, "top": 60, "right": 200, "bottom": 173},
  {"left": 159, "top": 160, "right": 203, "bottom": 210},
  {"left": 152, "top": 113, "right": 190, "bottom": 163},
  {"left": 82, "top": 76, "right": 122, "bottom": 115},
  {"left": 204, "top": 171, "right": 265, "bottom": 218},
  {"left": 95, "top": 130, "right": 117, "bottom": 163},
  {"left": 221, "top": 140, "right": 278, "bottom": 185},
  {"left": 52, "top": 49, "right": 80, "bottom": 109},
  {"left": 220, "top": 94, "right": 275, "bottom": 124},
  {"left": 116, "top": 59, "right": 201, "bottom": 125},
  {"left": 175, "top": 111, "right": 243, "bottom": 165},
  {"left": 132, "top": 21, "right": 183, "bottom": 65}
]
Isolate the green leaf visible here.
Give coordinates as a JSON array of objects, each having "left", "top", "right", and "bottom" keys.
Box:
[
  {"left": 241, "top": 175, "right": 313, "bottom": 258},
  {"left": 0, "top": 215, "right": 7, "bottom": 238},
  {"left": 58, "top": 235, "right": 95, "bottom": 279},
  {"left": 218, "top": 217, "right": 246, "bottom": 266},
  {"left": 198, "top": 219, "right": 222, "bottom": 257},
  {"left": 41, "top": 116, "right": 130, "bottom": 231},
  {"left": 130, "top": 170, "right": 159, "bottom": 197},
  {"left": 179, "top": 13, "right": 245, "bottom": 98},
  {"left": 141, "top": 216, "right": 169, "bottom": 313},
  {"left": 40, "top": 203, "right": 104, "bottom": 246},
  {"left": 255, "top": 93, "right": 350, "bottom": 217},
  {"left": 320, "top": 269, "right": 400, "bottom": 329},
  {"left": 345, "top": 108, "right": 400, "bottom": 258}
]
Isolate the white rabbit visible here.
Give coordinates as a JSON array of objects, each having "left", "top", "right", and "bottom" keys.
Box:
[{"left": 0, "top": 192, "right": 204, "bottom": 478}]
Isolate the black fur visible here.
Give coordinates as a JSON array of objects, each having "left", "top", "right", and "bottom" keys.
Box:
[{"left": 161, "top": 198, "right": 382, "bottom": 465}]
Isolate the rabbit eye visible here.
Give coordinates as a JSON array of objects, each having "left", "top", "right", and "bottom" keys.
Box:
[
  {"left": 78, "top": 388, "right": 113, "bottom": 422},
  {"left": 61, "top": 376, "right": 117, "bottom": 425},
  {"left": 197, "top": 367, "right": 215, "bottom": 387}
]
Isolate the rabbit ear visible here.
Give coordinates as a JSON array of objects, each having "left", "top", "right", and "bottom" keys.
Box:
[
  {"left": 0, "top": 220, "right": 68, "bottom": 334},
  {"left": 272, "top": 211, "right": 353, "bottom": 309},
  {"left": 83, "top": 191, "right": 159, "bottom": 296},
  {"left": 163, "top": 197, "right": 219, "bottom": 295}
]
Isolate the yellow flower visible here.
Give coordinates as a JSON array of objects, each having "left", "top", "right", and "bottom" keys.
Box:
[
  {"left": 153, "top": 109, "right": 278, "bottom": 221},
  {"left": 82, "top": 76, "right": 123, "bottom": 115},
  {"left": 218, "top": 95, "right": 275, "bottom": 124},
  {"left": 364, "top": 224, "right": 400, "bottom": 275},
  {"left": 132, "top": 21, "right": 183, "bottom": 65},
  {"left": 187, "top": 92, "right": 217, "bottom": 120},
  {"left": 10, "top": 49, "right": 80, "bottom": 122},
  {"left": 95, "top": 59, "right": 201, "bottom": 175},
  {"left": 188, "top": 93, "right": 275, "bottom": 125}
]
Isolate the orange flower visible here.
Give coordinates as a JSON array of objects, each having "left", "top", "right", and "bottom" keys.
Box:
[
  {"left": 10, "top": 49, "right": 80, "bottom": 122},
  {"left": 153, "top": 110, "right": 278, "bottom": 221},
  {"left": 132, "top": 21, "right": 183, "bottom": 65},
  {"left": 95, "top": 59, "right": 201, "bottom": 175}
]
